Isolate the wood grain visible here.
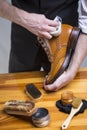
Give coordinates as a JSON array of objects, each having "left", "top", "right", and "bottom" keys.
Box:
[{"left": 0, "top": 69, "right": 87, "bottom": 130}]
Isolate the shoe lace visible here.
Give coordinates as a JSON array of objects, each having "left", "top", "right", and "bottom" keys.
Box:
[{"left": 37, "top": 37, "right": 53, "bottom": 62}]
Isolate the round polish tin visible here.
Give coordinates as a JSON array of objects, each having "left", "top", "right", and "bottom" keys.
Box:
[{"left": 31, "top": 108, "right": 50, "bottom": 127}]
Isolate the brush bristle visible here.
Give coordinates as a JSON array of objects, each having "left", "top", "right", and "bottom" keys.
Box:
[{"left": 72, "top": 97, "right": 82, "bottom": 108}]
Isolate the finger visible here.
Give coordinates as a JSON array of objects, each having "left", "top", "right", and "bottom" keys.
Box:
[
  {"left": 40, "top": 24, "right": 57, "bottom": 34},
  {"left": 45, "top": 19, "right": 58, "bottom": 27},
  {"left": 39, "top": 31, "right": 52, "bottom": 39},
  {"left": 39, "top": 25, "right": 58, "bottom": 39},
  {"left": 44, "top": 72, "right": 66, "bottom": 91},
  {"left": 44, "top": 81, "right": 58, "bottom": 91},
  {"left": 45, "top": 25, "right": 57, "bottom": 33},
  {"left": 44, "top": 82, "right": 64, "bottom": 91}
]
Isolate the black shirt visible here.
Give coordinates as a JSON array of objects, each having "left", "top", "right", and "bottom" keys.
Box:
[
  {"left": 12, "top": 0, "right": 79, "bottom": 25},
  {"left": 11, "top": 0, "right": 79, "bottom": 66}
]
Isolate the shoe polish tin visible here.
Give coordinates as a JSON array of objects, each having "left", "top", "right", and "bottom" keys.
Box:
[{"left": 31, "top": 107, "right": 50, "bottom": 127}]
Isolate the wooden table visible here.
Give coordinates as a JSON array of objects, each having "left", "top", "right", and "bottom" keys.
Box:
[{"left": 0, "top": 69, "right": 87, "bottom": 130}]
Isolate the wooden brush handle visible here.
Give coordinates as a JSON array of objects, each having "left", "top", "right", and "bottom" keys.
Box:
[
  {"left": 62, "top": 102, "right": 83, "bottom": 130},
  {"left": 62, "top": 109, "right": 76, "bottom": 130}
]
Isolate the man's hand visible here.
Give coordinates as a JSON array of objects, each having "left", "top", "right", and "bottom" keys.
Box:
[
  {"left": 44, "top": 68, "right": 76, "bottom": 91},
  {"left": 21, "top": 13, "right": 58, "bottom": 39}
]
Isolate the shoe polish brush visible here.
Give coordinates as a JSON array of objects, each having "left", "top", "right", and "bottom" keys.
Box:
[{"left": 62, "top": 97, "right": 83, "bottom": 130}]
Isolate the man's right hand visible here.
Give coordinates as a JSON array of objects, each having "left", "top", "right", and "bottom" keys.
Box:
[{"left": 21, "top": 13, "right": 58, "bottom": 39}]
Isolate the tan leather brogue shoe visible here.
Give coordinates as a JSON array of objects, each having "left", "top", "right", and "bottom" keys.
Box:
[{"left": 38, "top": 24, "right": 80, "bottom": 84}]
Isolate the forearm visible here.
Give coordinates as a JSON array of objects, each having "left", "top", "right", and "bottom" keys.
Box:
[
  {"left": 0, "top": 0, "right": 43, "bottom": 36},
  {"left": 0, "top": 0, "right": 42, "bottom": 32},
  {"left": 0, "top": 0, "right": 58, "bottom": 39},
  {"left": 68, "top": 33, "right": 87, "bottom": 74},
  {"left": 69, "top": 0, "right": 87, "bottom": 74},
  {"left": 0, "top": 0, "right": 29, "bottom": 27}
]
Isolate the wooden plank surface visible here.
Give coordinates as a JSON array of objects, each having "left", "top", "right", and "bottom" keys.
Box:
[{"left": 0, "top": 69, "right": 87, "bottom": 130}]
